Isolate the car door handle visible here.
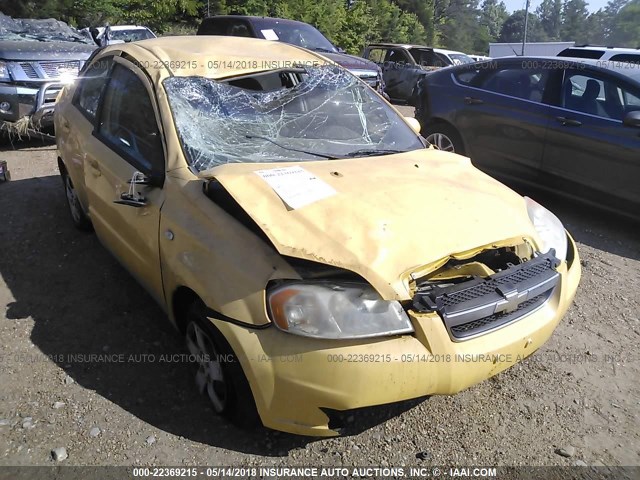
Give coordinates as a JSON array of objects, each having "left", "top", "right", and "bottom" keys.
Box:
[
  {"left": 464, "top": 96, "right": 484, "bottom": 105},
  {"left": 556, "top": 116, "right": 582, "bottom": 127}
]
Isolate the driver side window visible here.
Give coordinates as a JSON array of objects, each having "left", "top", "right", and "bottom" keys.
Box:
[{"left": 98, "top": 64, "right": 164, "bottom": 174}]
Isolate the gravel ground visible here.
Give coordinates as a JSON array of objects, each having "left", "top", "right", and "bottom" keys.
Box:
[{"left": 0, "top": 121, "right": 639, "bottom": 469}]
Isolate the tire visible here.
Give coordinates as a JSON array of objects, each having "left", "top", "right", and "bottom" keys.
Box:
[
  {"left": 60, "top": 168, "right": 93, "bottom": 231},
  {"left": 424, "top": 124, "right": 465, "bottom": 155},
  {"left": 184, "top": 301, "right": 260, "bottom": 429}
]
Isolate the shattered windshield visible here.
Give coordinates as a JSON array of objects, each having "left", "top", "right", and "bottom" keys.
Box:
[
  {"left": 164, "top": 66, "right": 424, "bottom": 171},
  {"left": 0, "top": 13, "right": 94, "bottom": 44}
]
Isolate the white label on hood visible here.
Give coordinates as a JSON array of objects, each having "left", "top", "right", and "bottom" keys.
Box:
[
  {"left": 255, "top": 166, "right": 336, "bottom": 210},
  {"left": 261, "top": 29, "right": 279, "bottom": 41}
]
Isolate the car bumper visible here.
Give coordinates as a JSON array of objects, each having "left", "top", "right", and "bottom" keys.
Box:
[
  {"left": 212, "top": 235, "right": 581, "bottom": 437},
  {"left": 0, "top": 81, "right": 66, "bottom": 128}
]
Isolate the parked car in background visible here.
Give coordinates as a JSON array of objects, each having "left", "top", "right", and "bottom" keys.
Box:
[
  {"left": 0, "top": 13, "right": 96, "bottom": 136},
  {"left": 55, "top": 36, "right": 580, "bottom": 436},
  {"left": 363, "top": 43, "right": 474, "bottom": 104},
  {"left": 89, "top": 25, "right": 157, "bottom": 46},
  {"left": 558, "top": 45, "right": 640, "bottom": 64},
  {"left": 469, "top": 54, "right": 491, "bottom": 62},
  {"left": 197, "top": 16, "right": 386, "bottom": 96},
  {"left": 414, "top": 56, "right": 640, "bottom": 219}
]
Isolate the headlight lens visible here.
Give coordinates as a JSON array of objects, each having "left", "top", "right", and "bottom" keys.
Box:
[
  {"left": 525, "top": 197, "right": 568, "bottom": 262},
  {"left": 0, "top": 61, "right": 9, "bottom": 81},
  {"left": 267, "top": 282, "right": 414, "bottom": 339}
]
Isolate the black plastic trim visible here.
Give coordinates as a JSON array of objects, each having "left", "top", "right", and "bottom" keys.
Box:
[
  {"left": 205, "top": 307, "right": 271, "bottom": 330},
  {"left": 413, "top": 250, "right": 561, "bottom": 341}
]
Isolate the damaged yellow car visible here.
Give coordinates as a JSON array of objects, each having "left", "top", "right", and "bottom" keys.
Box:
[{"left": 55, "top": 37, "right": 581, "bottom": 436}]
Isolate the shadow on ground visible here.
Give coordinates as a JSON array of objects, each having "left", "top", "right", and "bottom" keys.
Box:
[{"left": 0, "top": 174, "right": 423, "bottom": 455}]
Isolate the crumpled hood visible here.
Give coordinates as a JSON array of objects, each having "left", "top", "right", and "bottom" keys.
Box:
[{"left": 201, "top": 149, "right": 539, "bottom": 300}]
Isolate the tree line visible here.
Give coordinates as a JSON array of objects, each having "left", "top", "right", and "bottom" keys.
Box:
[{"left": 1, "top": 0, "right": 639, "bottom": 55}]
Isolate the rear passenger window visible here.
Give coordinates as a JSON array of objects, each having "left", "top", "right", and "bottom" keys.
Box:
[
  {"left": 480, "top": 68, "right": 549, "bottom": 102},
  {"left": 73, "top": 57, "right": 113, "bottom": 121},
  {"left": 98, "top": 64, "right": 164, "bottom": 174},
  {"left": 557, "top": 48, "right": 603, "bottom": 59},
  {"left": 197, "top": 19, "right": 225, "bottom": 35},
  {"left": 609, "top": 54, "right": 640, "bottom": 64},
  {"left": 561, "top": 71, "right": 639, "bottom": 120}
]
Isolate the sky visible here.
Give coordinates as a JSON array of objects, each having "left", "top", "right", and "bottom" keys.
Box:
[{"left": 502, "top": 0, "right": 610, "bottom": 13}]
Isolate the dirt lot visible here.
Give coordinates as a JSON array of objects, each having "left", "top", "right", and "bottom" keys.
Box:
[{"left": 0, "top": 123, "right": 639, "bottom": 469}]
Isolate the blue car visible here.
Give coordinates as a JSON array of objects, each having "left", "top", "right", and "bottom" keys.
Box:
[{"left": 414, "top": 57, "right": 640, "bottom": 219}]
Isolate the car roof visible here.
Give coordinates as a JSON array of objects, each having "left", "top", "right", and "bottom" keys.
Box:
[
  {"left": 104, "top": 35, "right": 329, "bottom": 78},
  {"left": 109, "top": 25, "right": 151, "bottom": 31},
  {"left": 366, "top": 43, "right": 433, "bottom": 50},
  {"left": 569, "top": 45, "right": 640, "bottom": 52},
  {"left": 469, "top": 56, "right": 640, "bottom": 82},
  {"left": 202, "top": 15, "right": 310, "bottom": 27},
  {"left": 433, "top": 48, "right": 467, "bottom": 56}
]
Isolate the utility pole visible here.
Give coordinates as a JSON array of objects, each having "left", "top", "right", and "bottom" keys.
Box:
[
  {"left": 522, "top": 0, "right": 530, "bottom": 56},
  {"left": 207, "top": 0, "right": 210, "bottom": 17}
]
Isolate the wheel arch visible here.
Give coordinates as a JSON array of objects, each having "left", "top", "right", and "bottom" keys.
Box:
[
  {"left": 171, "top": 286, "right": 202, "bottom": 334},
  {"left": 422, "top": 118, "right": 467, "bottom": 155}
]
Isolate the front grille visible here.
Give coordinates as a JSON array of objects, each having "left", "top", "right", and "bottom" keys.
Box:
[
  {"left": 437, "top": 258, "right": 554, "bottom": 308},
  {"left": 449, "top": 293, "right": 548, "bottom": 338},
  {"left": 39, "top": 61, "right": 80, "bottom": 79},
  {"left": 352, "top": 70, "right": 379, "bottom": 88},
  {"left": 413, "top": 250, "right": 560, "bottom": 341},
  {"left": 19, "top": 62, "right": 39, "bottom": 79}
]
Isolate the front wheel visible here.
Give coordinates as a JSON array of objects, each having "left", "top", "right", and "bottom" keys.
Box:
[
  {"left": 61, "top": 169, "right": 92, "bottom": 231},
  {"left": 424, "top": 125, "right": 465, "bottom": 155},
  {"left": 184, "top": 302, "right": 260, "bottom": 429}
]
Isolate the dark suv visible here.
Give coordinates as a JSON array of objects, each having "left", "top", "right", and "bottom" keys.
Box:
[
  {"left": 0, "top": 14, "right": 96, "bottom": 136},
  {"left": 414, "top": 57, "right": 640, "bottom": 218},
  {"left": 197, "top": 15, "right": 385, "bottom": 95}
]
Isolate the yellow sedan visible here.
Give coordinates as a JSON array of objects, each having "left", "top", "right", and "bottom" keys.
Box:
[{"left": 55, "top": 36, "right": 580, "bottom": 436}]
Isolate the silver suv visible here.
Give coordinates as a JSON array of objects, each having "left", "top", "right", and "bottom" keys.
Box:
[
  {"left": 0, "top": 14, "right": 96, "bottom": 137},
  {"left": 558, "top": 46, "right": 640, "bottom": 64}
]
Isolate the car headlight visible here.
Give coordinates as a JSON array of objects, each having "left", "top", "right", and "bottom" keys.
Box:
[
  {"left": 0, "top": 61, "right": 9, "bottom": 81},
  {"left": 525, "top": 197, "right": 568, "bottom": 262},
  {"left": 267, "top": 282, "right": 414, "bottom": 339}
]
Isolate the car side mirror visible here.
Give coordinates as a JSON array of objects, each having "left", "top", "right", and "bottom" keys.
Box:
[
  {"left": 404, "top": 116, "right": 421, "bottom": 134},
  {"left": 336, "top": 47, "right": 345, "bottom": 53},
  {"left": 623, "top": 110, "right": 640, "bottom": 128}
]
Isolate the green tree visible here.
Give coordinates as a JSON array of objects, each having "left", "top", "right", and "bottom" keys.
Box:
[
  {"left": 536, "top": 0, "right": 562, "bottom": 40},
  {"left": 608, "top": 0, "right": 640, "bottom": 46},
  {"left": 499, "top": 10, "right": 547, "bottom": 43},
  {"left": 439, "top": 0, "right": 484, "bottom": 51},
  {"left": 560, "top": 0, "right": 589, "bottom": 43},
  {"left": 585, "top": 9, "right": 607, "bottom": 44},
  {"left": 602, "top": 0, "right": 629, "bottom": 40},
  {"left": 394, "top": 0, "right": 436, "bottom": 45},
  {"left": 479, "top": 0, "right": 508, "bottom": 40}
]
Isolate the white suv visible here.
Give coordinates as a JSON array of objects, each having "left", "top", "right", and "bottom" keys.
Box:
[{"left": 558, "top": 46, "right": 640, "bottom": 64}]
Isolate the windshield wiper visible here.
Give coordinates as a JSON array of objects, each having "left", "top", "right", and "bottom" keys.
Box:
[
  {"left": 245, "top": 135, "right": 339, "bottom": 160},
  {"left": 344, "top": 148, "right": 406, "bottom": 158}
]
